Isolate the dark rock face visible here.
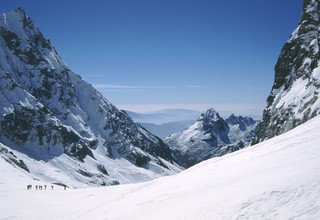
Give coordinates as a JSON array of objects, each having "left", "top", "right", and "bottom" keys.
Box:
[
  {"left": 0, "top": 146, "right": 29, "bottom": 172},
  {"left": 0, "top": 8, "right": 179, "bottom": 186},
  {"left": 226, "top": 114, "right": 256, "bottom": 132},
  {"left": 255, "top": 0, "right": 320, "bottom": 143},
  {"left": 165, "top": 109, "right": 258, "bottom": 168},
  {"left": 200, "top": 109, "right": 231, "bottom": 145}
]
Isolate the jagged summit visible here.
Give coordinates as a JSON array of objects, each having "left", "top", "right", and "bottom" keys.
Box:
[
  {"left": 2, "top": 7, "right": 33, "bottom": 31},
  {"left": 198, "top": 108, "right": 219, "bottom": 121},
  {"left": 226, "top": 114, "right": 241, "bottom": 124},
  {"left": 196, "top": 108, "right": 228, "bottom": 137},
  {"left": 1, "top": 7, "right": 27, "bottom": 22},
  {"left": 255, "top": 0, "right": 320, "bottom": 143},
  {"left": 0, "top": 8, "right": 180, "bottom": 187},
  {"left": 165, "top": 108, "right": 258, "bottom": 168},
  {"left": 14, "top": 7, "right": 27, "bottom": 16},
  {"left": 226, "top": 114, "right": 256, "bottom": 131}
]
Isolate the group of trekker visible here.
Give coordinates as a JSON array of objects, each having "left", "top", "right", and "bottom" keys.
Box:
[{"left": 27, "top": 184, "right": 67, "bottom": 190}]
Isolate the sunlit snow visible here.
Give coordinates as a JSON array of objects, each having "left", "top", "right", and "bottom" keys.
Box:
[{"left": 1, "top": 115, "right": 320, "bottom": 219}]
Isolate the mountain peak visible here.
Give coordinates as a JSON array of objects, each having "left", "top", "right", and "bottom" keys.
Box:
[
  {"left": 199, "top": 108, "right": 219, "bottom": 121},
  {"left": 227, "top": 114, "right": 237, "bottom": 121},
  {"left": 226, "top": 114, "right": 257, "bottom": 132},
  {"left": 165, "top": 109, "right": 258, "bottom": 168},
  {"left": 14, "top": 7, "right": 27, "bottom": 17},
  {"left": 1, "top": 7, "right": 37, "bottom": 39},
  {"left": 1, "top": 7, "right": 28, "bottom": 24}
]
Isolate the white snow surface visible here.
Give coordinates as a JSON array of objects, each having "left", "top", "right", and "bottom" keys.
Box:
[{"left": 1, "top": 115, "right": 320, "bottom": 219}]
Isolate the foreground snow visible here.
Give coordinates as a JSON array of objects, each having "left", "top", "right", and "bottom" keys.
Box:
[{"left": 1, "top": 116, "right": 320, "bottom": 219}]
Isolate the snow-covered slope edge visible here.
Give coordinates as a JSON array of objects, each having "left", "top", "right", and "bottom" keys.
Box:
[
  {"left": 0, "top": 8, "right": 181, "bottom": 187},
  {"left": 2, "top": 113, "right": 320, "bottom": 219}
]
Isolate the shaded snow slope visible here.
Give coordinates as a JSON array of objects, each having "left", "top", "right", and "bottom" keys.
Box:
[
  {"left": 0, "top": 8, "right": 180, "bottom": 187},
  {"left": 1, "top": 114, "right": 320, "bottom": 219},
  {"left": 256, "top": 0, "right": 320, "bottom": 142},
  {"left": 165, "top": 108, "right": 258, "bottom": 167}
]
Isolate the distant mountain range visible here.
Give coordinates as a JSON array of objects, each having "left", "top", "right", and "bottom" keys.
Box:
[
  {"left": 125, "top": 109, "right": 200, "bottom": 138},
  {"left": 139, "top": 120, "right": 195, "bottom": 138},
  {"left": 127, "top": 109, "right": 260, "bottom": 139},
  {"left": 126, "top": 109, "right": 201, "bottom": 125}
]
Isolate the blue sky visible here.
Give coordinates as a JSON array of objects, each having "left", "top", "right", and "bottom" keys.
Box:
[{"left": 1, "top": 0, "right": 302, "bottom": 115}]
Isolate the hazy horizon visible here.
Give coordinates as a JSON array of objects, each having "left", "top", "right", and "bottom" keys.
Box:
[{"left": 118, "top": 103, "right": 265, "bottom": 117}]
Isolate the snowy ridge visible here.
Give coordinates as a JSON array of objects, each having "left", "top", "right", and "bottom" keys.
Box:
[
  {"left": 1, "top": 114, "right": 320, "bottom": 219},
  {"left": 256, "top": 0, "right": 320, "bottom": 142},
  {"left": 165, "top": 108, "right": 258, "bottom": 167},
  {"left": 0, "top": 8, "right": 181, "bottom": 187}
]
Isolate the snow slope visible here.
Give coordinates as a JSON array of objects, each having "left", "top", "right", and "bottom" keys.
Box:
[{"left": 1, "top": 114, "right": 320, "bottom": 219}]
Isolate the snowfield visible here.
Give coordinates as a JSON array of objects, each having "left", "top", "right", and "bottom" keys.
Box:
[{"left": 1, "top": 116, "right": 320, "bottom": 219}]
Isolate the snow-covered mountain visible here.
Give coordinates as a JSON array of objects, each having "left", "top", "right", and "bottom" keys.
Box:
[
  {"left": 0, "top": 8, "right": 181, "bottom": 187},
  {"left": 2, "top": 113, "right": 320, "bottom": 219},
  {"left": 165, "top": 108, "right": 258, "bottom": 167},
  {"left": 255, "top": 0, "right": 320, "bottom": 143}
]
